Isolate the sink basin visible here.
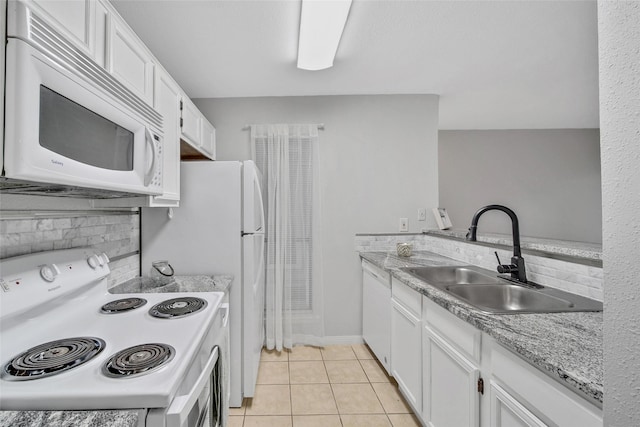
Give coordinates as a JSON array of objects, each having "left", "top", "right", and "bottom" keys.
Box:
[
  {"left": 445, "top": 283, "right": 574, "bottom": 314},
  {"left": 401, "top": 266, "right": 501, "bottom": 287},
  {"left": 400, "top": 265, "right": 603, "bottom": 314}
]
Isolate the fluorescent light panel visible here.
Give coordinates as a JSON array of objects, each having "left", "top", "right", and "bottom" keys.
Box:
[{"left": 297, "top": 0, "right": 353, "bottom": 71}]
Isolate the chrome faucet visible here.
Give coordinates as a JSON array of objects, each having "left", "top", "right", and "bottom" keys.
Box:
[{"left": 466, "top": 205, "right": 528, "bottom": 284}]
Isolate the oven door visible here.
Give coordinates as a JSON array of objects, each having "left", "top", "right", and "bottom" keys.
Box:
[
  {"left": 154, "top": 345, "right": 220, "bottom": 427},
  {"left": 165, "top": 346, "right": 219, "bottom": 427}
]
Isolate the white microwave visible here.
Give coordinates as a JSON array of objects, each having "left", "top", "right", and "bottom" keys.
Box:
[{"left": 2, "top": 2, "right": 163, "bottom": 196}]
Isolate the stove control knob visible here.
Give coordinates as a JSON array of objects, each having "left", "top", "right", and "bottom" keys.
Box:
[
  {"left": 87, "top": 255, "right": 100, "bottom": 269},
  {"left": 98, "top": 253, "right": 110, "bottom": 266},
  {"left": 40, "top": 264, "right": 61, "bottom": 282}
]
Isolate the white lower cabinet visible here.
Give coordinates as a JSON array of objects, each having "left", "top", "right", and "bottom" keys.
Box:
[
  {"left": 423, "top": 325, "right": 480, "bottom": 427},
  {"left": 360, "top": 263, "right": 602, "bottom": 427},
  {"left": 390, "top": 278, "right": 422, "bottom": 413},
  {"left": 489, "top": 343, "right": 602, "bottom": 427},
  {"left": 490, "top": 382, "right": 547, "bottom": 427},
  {"left": 418, "top": 296, "right": 601, "bottom": 427}
]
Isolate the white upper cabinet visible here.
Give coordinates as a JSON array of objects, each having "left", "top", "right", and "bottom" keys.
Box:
[
  {"left": 151, "top": 67, "right": 182, "bottom": 205},
  {"left": 92, "top": 0, "right": 109, "bottom": 68},
  {"left": 180, "top": 96, "right": 202, "bottom": 147},
  {"left": 179, "top": 96, "right": 216, "bottom": 160},
  {"left": 20, "top": 0, "right": 109, "bottom": 67},
  {"left": 26, "top": 0, "right": 94, "bottom": 56},
  {"left": 106, "top": 13, "right": 155, "bottom": 105},
  {"left": 200, "top": 117, "right": 217, "bottom": 160}
]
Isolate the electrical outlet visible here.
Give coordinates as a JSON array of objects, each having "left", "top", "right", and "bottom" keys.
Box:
[
  {"left": 418, "top": 208, "right": 427, "bottom": 221},
  {"left": 399, "top": 218, "right": 409, "bottom": 232}
]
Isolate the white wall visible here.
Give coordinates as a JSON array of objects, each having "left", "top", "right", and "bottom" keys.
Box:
[
  {"left": 439, "top": 129, "right": 602, "bottom": 243},
  {"left": 598, "top": 2, "right": 640, "bottom": 425},
  {"left": 194, "top": 95, "right": 440, "bottom": 338}
]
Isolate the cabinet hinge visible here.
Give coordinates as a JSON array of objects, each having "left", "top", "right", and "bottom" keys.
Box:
[
  {"left": 180, "top": 118, "right": 183, "bottom": 128},
  {"left": 179, "top": 100, "right": 183, "bottom": 111},
  {"left": 477, "top": 377, "right": 484, "bottom": 395}
]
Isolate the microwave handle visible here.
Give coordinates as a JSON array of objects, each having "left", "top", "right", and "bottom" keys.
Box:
[
  {"left": 165, "top": 345, "right": 219, "bottom": 427},
  {"left": 144, "top": 128, "right": 157, "bottom": 187}
]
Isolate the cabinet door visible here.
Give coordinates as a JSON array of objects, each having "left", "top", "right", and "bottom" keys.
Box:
[
  {"left": 490, "top": 382, "right": 548, "bottom": 427},
  {"left": 92, "top": 0, "right": 109, "bottom": 68},
  {"left": 200, "top": 118, "right": 217, "bottom": 160},
  {"left": 180, "top": 97, "right": 202, "bottom": 147},
  {"left": 107, "top": 14, "right": 155, "bottom": 104},
  {"left": 423, "top": 325, "right": 480, "bottom": 427},
  {"left": 151, "top": 68, "right": 181, "bottom": 204},
  {"left": 391, "top": 299, "right": 422, "bottom": 412},
  {"left": 362, "top": 264, "right": 391, "bottom": 373},
  {"left": 27, "top": 0, "right": 94, "bottom": 56}
]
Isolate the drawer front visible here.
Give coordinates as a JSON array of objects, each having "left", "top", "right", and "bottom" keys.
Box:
[
  {"left": 392, "top": 278, "right": 421, "bottom": 318},
  {"left": 423, "top": 297, "right": 481, "bottom": 363},
  {"left": 491, "top": 344, "right": 602, "bottom": 427}
]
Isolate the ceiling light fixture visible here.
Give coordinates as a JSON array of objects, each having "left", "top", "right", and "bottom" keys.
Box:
[{"left": 297, "top": 0, "right": 353, "bottom": 71}]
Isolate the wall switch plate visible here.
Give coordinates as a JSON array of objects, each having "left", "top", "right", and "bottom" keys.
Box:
[
  {"left": 418, "top": 208, "right": 427, "bottom": 221},
  {"left": 399, "top": 218, "right": 409, "bottom": 232}
]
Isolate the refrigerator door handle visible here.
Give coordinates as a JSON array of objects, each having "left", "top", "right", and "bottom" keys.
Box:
[
  {"left": 244, "top": 160, "right": 266, "bottom": 234},
  {"left": 254, "top": 170, "right": 266, "bottom": 233}
]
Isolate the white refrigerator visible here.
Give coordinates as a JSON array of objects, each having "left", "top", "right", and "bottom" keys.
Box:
[{"left": 141, "top": 161, "right": 265, "bottom": 407}]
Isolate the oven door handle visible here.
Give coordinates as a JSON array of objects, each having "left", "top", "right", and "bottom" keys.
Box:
[{"left": 165, "top": 345, "right": 219, "bottom": 427}]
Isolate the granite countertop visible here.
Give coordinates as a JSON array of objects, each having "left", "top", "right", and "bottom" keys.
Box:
[
  {"left": 360, "top": 250, "right": 603, "bottom": 405},
  {"left": 0, "top": 275, "right": 233, "bottom": 427},
  {"left": 0, "top": 410, "right": 141, "bottom": 427}
]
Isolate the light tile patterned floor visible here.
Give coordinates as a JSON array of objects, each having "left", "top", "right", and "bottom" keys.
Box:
[{"left": 228, "top": 344, "right": 421, "bottom": 427}]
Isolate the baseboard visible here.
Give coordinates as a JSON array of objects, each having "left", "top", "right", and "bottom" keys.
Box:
[
  {"left": 265, "top": 335, "right": 365, "bottom": 349},
  {"left": 320, "top": 335, "right": 364, "bottom": 346}
]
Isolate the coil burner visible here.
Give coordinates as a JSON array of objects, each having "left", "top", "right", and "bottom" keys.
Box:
[
  {"left": 103, "top": 343, "right": 175, "bottom": 378},
  {"left": 101, "top": 297, "right": 147, "bottom": 314},
  {"left": 2, "top": 337, "right": 105, "bottom": 380},
  {"left": 149, "top": 297, "right": 208, "bottom": 319}
]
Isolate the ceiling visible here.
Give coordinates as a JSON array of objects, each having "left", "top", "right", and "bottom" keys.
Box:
[{"left": 111, "top": 0, "right": 599, "bottom": 130}]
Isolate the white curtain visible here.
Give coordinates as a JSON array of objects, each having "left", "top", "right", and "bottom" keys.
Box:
[{"left": 251, "top": 124, "right": 324, "bottom": 350}]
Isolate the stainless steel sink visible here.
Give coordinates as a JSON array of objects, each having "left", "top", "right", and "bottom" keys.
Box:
[
  {"left": 400, "top": 265, "right": 603, "bottom": 314},
  {"left": 445, "top": 283, "right": 575, "bottom": 314},
  {"left": 401, "top": 266, "right": 501, "bottom": 289}
]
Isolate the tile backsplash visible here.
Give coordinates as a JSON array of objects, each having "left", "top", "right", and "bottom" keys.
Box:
[
  {"left": 0, "top": 211, "right": 140, "bottom": 287},
  {"left": 355, "top": 233, "right": 603, "bottom": 301}
]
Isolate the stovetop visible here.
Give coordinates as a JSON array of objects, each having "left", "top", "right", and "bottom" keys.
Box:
[{"left": 0, "top": 248, "right": 225, "bottom": 411}]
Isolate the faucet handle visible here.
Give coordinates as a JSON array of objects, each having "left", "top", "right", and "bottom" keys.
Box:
[{"left": 495, "top": 251, "right": 517, "bottom": 274}]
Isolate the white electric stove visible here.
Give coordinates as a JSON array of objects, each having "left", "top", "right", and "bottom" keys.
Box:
[{"left": 0, "top": 248, "right": 228, "bottom": 427}]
